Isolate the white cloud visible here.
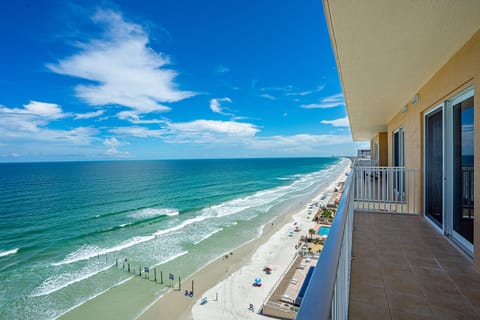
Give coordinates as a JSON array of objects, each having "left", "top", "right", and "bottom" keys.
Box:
[
  {"left": 103, "top": 136, "right": 129, "bottom": 156},
  {"left": 48, "top": 9, "right": 195, "bottom": 116},
  {"left": 110, "top": 117, "right": 353, "bottom": 155},
  {"left": 117, "top": 111, "right": 165, "bottom": 124},
  {"left": 286, "top": 85, "right": 325, "bottom": 96},
  {"left": 251, "top": 134, "right": 351, "bottom": 148},
  {"left": 301, "top": 93, "right": 345, "bottom": 109},
  {"left": 0, "top": 102, "right": 96, "bottom": 144},
  {"left": 75, "top": 110, "right": 104, "bottom": 120},
  {"left": 259, "top": 85, "right": 293, "bottom": 92},
  {"left": 209, "top": 97, "right": 233, "bottom": 115},
  {"left": 23, "top": 101, "right": 65, "bottom": 119},
  {"left": 112, "top": 119, "right": 259, "bottom": 144},
  {"left": 111, "top": 126, "right": 168, "bottom": 138},
  {"left": 170, "top": 119, "right": 258, "bottom": 136},
  {"left": 259, "top": 93, "right": 276, "bottom": 100},
  {"left": 103, "top": 136, "right": 120, "bottom": 147},
  {"left": 321, "top": 116, "right": 350, "bottom": 127},
  {"left": 245, "top": 134, "right": 353, "bottom": 155},
  {"left": 0, "top": 101, "right": 66, "bottom": 121}
]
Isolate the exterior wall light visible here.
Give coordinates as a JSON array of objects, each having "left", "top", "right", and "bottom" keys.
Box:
[{"left": 411, "top": 94, "right": 419, "bottom": 105}]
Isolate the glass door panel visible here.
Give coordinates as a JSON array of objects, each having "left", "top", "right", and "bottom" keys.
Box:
[
  {"left": 393, "top": 129, "right": 405, "bottom": 201},
  {"left": 425, "top": 109, "right": 443, "bottom": 227},
  {"left": 452, "top": 96, "right": 474, "bottom": 244}
]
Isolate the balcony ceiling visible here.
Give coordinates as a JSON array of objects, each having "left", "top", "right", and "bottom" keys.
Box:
[{"left": 323, "top": 0, "right": 480, "bottom": 141}]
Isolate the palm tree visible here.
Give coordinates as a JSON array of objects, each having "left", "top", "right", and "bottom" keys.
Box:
[{"left": 308, "top": 228, "right": 316, "bottom": 240}]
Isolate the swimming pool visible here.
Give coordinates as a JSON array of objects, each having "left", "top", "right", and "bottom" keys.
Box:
[
  {"left": 317, "top": 226, "right": 331, "bottom": 236},
  {"left": 297, "top": 266, "right": 315, "bottom": 304}
]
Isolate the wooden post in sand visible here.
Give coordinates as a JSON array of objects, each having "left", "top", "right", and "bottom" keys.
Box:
[
  {"left": 160, "top": 271, "right": 163, "bottom": 284},
  {"left": 192, "top": 280, "right": 194, "bottom": 295},
  {"left": 179, "top": 276, "right": 181, "bottom": 291},
  {"left": 139, "top": 266, "right": 142, "bottom": 276},
  {"left": 154, "top": 268, "right": 157, "bottom": 282},
  {"left": 116, "top": 259, "right": 118, "bottom": 268},
  {"left": 128, "top": 263, "right": 130, "bottom": 273}
]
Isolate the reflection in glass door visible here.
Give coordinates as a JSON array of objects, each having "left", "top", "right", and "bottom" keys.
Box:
[
  {"left": 425, "top": 108, "right": 443, "bottom": 227},
  {"left": 452, "top": 95, "right": 474, "bottom": 245},
  {"left": 393, "top": 128, "right": 405, "bottom": 200},
  {"left": 393, "top": 128, "right": 404, "bottom": 167}
]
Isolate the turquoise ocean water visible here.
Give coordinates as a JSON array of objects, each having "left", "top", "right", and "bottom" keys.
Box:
[{"left": 0, "top": 157, "right": 348, "bottom": 319}]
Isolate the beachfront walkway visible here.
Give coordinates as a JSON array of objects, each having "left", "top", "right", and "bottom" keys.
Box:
[{"left": 349, "top": 212, "right": 480, "bottom": 319}]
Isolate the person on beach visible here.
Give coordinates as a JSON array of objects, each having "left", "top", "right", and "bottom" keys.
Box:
[{"left": 249, "top": 303, "right": 254, "bottom": 312}]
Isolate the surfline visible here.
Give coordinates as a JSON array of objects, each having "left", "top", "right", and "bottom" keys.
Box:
[
  {"left": 52, "top": 162, "right": 344, "bottom": 267},
  {"left": 193, "top": 228, "right": 223, "bottom": 245},
  {"left": 128, "top": 208, "right": 179, "bottom": 219},
  {"left": 32, "top": 263, "right": 115, "bottom": 297},
  {"left": 0, "top": 248, "right": 18, "bottom": 258},
  {"left": 52, "top": 235, "right": 155, "bottom": 266}
]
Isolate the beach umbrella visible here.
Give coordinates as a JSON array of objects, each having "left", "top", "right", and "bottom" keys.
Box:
[{"left": 255, "top": 277, "right": 262, "bottom": 284}]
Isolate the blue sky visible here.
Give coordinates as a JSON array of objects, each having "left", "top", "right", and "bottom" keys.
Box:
[{"left": 0, "top": 0, "right": 365, "bottom": 161}]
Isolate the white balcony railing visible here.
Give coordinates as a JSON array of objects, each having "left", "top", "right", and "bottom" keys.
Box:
[
  {"left": 297, "top": 166, "right": 418, "bottom": 320},
  {"left": 353, "top": 166, "right": 418, "bottom": 214},
  {"left": 297, "top": 173, "right": 354, "bottom": 320},
  {"left": 462, "top": 166, "right": 474, "bottom": 219}
]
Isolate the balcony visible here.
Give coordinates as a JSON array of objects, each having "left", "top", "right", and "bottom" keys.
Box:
[
  {"left": 350, "top": 212, "right": 480, "bottom": 319},
  {"left": 297, "top": 166, "right": 480, "bottom": 320}
]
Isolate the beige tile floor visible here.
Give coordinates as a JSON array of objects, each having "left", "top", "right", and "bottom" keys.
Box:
[{"left": 349, "top": 212, "right": 480, "bottom": 320}]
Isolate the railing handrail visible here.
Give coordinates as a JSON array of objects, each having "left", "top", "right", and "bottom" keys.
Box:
[
  {"left": 353, "top": 166, "right": 418, "bottom": 214},
  {"left": 296, "top": 174, "right": 353, "bottom": 319},
  {"left": 353, "top": 165, "right": 416, "bottom": 170}
]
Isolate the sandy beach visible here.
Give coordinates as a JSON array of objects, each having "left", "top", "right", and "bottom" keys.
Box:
[{"left": 139, "top": 159, "right": 351, "bottom": 320}]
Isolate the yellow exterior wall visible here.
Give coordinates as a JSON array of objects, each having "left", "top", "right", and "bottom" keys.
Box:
[
  {"left": 370, "top": 132, "right": 388, "bottom": 166},
  {"left": 386, "top": 29, "right": 480, "bottom": 271}
]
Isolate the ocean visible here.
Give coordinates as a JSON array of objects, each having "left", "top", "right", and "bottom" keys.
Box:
[{"left": 0, "top": 157, "right": 348, "bottom": 319}]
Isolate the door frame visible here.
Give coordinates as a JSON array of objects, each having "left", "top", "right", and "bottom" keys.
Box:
[
  {"left": 446, "top": 86, "right": 474, "bottom": 254},
  {"left": 393, "top": 128, "right": 405, "bottom": 167},
  {"left": 423, "top": 86, "right": 474, "bottom": 255},
  {"left": 423, "top": 103, "right": 445, "bottom": 233}
]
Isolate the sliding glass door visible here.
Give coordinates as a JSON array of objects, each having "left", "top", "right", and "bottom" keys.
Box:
[
  {"left": 393, "top": 128, "right": 405, "bottom": 200},
  {"left": 452, "top": 93, "right": 474, "bottom": 246},
  {"left": 393, "top": 128, "right": 404, "bottom": 167},
  {"left": 425, "top": 107, "right": 444, "bottom": 227},
  {"left": 424, "top": 87, "right": 474, "bottom": 253}
]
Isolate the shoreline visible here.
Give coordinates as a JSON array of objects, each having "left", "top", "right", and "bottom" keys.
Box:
[{"left": 139, "top": 159, "right": 351, "bottom": 320}]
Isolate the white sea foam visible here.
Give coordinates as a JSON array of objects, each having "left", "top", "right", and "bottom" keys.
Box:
[
  {"left": 202, "top": 183, "right": 290, "bottom": 219},
  {"left": 32, "top": 263, "right": 114, "bottom": 297},
  {"left": 193, "top": 228, "right": 223, "bottom": 245},
  {"left": 153, "top": 215, "right": 208, "bottom": 237},
  {"left": 53, "top": 235, "right": 155, "bottom": 266},
  {"left": 54, "top": 215, "right": 197, "bottom": 266},
  {"left": 0, "top": 248, "right": 18, "bottom": 258},
  {"left": 256, "top": 224, "right": 265, "bottom": 237},
  {"left": 129, "top": 208, "right": 179, "bottom": 219}
]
